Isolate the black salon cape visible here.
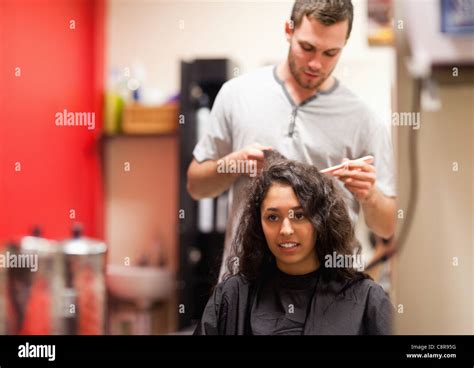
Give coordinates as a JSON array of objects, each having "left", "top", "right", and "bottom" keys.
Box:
[{"left": 194, "top": 269, "right": 393, "bottom": 335}]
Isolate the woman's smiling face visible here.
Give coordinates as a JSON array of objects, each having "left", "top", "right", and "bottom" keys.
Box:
[{"left": 260, "top": 182, "right": 319, "bottom": 275}]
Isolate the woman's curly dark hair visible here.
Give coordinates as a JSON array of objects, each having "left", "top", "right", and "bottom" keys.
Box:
[{"left": 225, "top": 150, "right": 365, "bottom": 283}]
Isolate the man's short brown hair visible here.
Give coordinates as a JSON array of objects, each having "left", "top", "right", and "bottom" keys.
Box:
[{"left": 290, "top": 0, "right": 354, "bottom": 39}]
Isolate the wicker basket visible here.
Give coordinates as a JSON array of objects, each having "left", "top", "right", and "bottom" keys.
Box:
[{"left": 122, "top": 102, "right": 179, "bottom": 135}]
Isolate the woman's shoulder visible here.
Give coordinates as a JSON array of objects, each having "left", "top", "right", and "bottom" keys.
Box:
[
  {"left": 215, "top": 274, "right": 252, "bottom": 297},
  {"left": 357, "top": 276, "right": 387, "bottom": 292},
  {"left": 346, "top": 275, "right": 390, "bottom": 304},
  {"left": 317, "top": 270, "right": 389, "bottom": 304}
]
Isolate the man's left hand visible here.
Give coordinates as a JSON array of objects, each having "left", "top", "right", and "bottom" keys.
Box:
[{"left": 330, "top": 157, "right": 377, "bottom": 203}]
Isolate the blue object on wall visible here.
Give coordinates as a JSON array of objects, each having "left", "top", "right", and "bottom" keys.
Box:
[{"left": 441, "top": 0, "right": 474, "bottom": 34}]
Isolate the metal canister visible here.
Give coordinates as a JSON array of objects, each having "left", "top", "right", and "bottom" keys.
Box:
[
  {"left": 62, "top": 226, "right": 107, "bottom": 335},
  {"left": 9, "top": 232, "right": 65, "bottom": 335}
]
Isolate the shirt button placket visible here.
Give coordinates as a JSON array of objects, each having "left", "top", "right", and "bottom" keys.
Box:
[{"left": 288, "top": 108, "right": 297, "bottom": 137}]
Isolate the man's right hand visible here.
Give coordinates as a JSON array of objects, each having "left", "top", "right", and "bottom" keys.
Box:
[
  {"left": 187, "top": 143, "right": 273, "bottom": 200},
  {"left": 224, "top": 143, "right": 273, "bottom": 177}
]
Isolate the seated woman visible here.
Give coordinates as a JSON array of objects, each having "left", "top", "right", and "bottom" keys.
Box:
[{"left": 194, "top": 151, "right": 393, "bottom": 335}]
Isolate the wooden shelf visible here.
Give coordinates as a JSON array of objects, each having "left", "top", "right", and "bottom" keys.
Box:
[{"left": 121, "top": 102, "right": 179, "bottom": 135}]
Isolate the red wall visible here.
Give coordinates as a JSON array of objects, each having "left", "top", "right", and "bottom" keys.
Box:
[{"left": 0, "top": 0, "right": 105, "bottom": 241}]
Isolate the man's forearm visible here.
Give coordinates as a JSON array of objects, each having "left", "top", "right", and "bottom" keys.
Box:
[
  {"left": 187, "top": 157, "right": 239, "bottom": 200},
  {"left": 361, "top": 189, "right": 396, "bottom": 239}
]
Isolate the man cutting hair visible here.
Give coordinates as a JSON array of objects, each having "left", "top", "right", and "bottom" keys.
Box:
[{"left": 187, "top": 0, "right": 397, "bottom": 279}]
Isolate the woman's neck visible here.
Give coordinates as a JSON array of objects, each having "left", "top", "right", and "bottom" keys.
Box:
[{"left": 276, "top": 259, "right": 320, "bottom": 276}]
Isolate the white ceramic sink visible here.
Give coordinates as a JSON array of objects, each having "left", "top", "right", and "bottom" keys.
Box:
[{"left": 106, "top": 264, "right": 174, "bottom": 309}]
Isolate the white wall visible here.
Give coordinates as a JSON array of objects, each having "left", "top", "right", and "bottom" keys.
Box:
[{"left": 393, "top": 0, "right": 474, "bottom": 334}]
